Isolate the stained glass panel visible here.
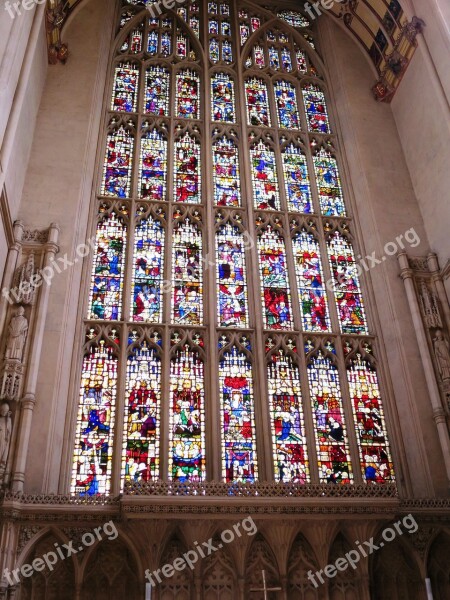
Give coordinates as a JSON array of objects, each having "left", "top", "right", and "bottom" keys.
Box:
[
  {"left": 71, "top": 340, "right": 117, "bottom": 495},
  {"left": 347, "top": 354, "right": 394, "bottom": 483},
  {"left": 101, "top": 126, "right": 134, "bottom": 198},
  {"left": 282, "top": 144, "right": 312, "bottom": 213},
  {"left": 131, "top": 216, "right": 164, "bottom": 323},
  {"left": 122, "top": 340, "right": 161, "bottom": 484},
  {"left": 89, "top": 213, "right": 126, "bottom": 321},
  {"left": 250, "top": 140, "right": 280, "bottom": 210},
  {"left": 258, "top": 227, "right": 293, "bottom": 330},
  {"left": 144, "top": 66, "right": 170, "bottom": 116},
  {"left": 174, "top": 132, "right": 201, "bottom": 203},
  {"left": 254, "top": 45, "right": 265, "bottom": 68},
  {"left": 269, "top": 46, "right": 280, "bottom": 70},
  {"left": 220, "top": 343, "right": 258, "bottom": 482},
  {"left": 302, "top": 84, "right": 331, "bottom": 133},
  {"left": 216, "top": 224, "right": 249, "bottom": 327},
  {"left": 169, "top": 343, "right": 206, "bottom": 481},
  {"left": 172, "top": 218, "right": 203, "bottom": 325},
  {"left": 111, "top": 62, "right": 139, "bottom": 113},
  {"left": 210, "top": 38, "right": 220, "bottom": 62},
  {"left": 211, "top": 73, "right": 235, "bottom": 122},
  {"left": 277, "top": 10, "right": 310, "bottom": 28},
  {"left": 314, "top": 149, "right": 346, "bottom": 216},
  {"left": 327, "top": 231, "right": 368, "bottom": 335},
  {"left": 176, "top": 69, "right": 200, "bottom": 119},
  {"left": 307, "top": 351, "right": 353, "bottom": 484},
  {"left": 222, "top": 40, "right": 233, "bottom": 63},
  {"left": 246, "top": 77, "right": 271, "bottom": 126},
  {"left": 274, "top": 80, "right": 300, "bottom": 129},
  {"left": 293, "top": 231, "right": 331, "bottom": 332},
  {"left": 213, "top": 136, "right": 240, "bottom": 206},
  {"left": 138, "top": 129, "right": 167, "bottom": 200},
  {"left": 268, "top": 347, "right": 309, "bottom": 482}
]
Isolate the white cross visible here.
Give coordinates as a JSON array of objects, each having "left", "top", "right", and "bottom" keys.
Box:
[{"left": 250, "top": 570, "right": 282, "bottom": 599}]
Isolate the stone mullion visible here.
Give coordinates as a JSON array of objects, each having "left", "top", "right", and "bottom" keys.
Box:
[
  {"left": 236, "top": 82, "right": 273, "bottom": 481},
  {"left": 205, "top": 66, "right": 222, "bottom": 481}
]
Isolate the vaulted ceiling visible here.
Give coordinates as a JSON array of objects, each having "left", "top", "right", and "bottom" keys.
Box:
[{"left": 46, "top": 0, "right": 424, "bottom": 101}]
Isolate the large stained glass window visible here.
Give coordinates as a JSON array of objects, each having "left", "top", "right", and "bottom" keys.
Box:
[
  {"left": 219, "top": 338, "right": 258, "bottom": 482},
  {"left": 88, "top": 211, "right": 127, "bottom": 322},
  {"left": 172, "top": 217, "right": 203, "bottom": 325},
  {"left": 268, "top": 343, "right": 309, "bottom": 483},
  {"left": 138, "top": 128, "right": 167, "bottom": 201},
  {"left": 345, "top": 346, "right": 394, "bottom": 483},
  {"left": 257, "top": 225, "right": 293, "bottom": 330},
  {"left": 169, "top": 340, "right": 206, "bottom": 481},
  {"left": 292, "top": 228, "right": 331, "bottom": 332},
  {"left": 213, "top": 135, "right": 240, "bottom": 206},
  {"left": 72, "top": 336, "right": 118, "bottom": 496},
  {"left": 174, "top": 130, "right": 201, "bottom": 203},
  {"left": 307, "top": 347, "right": 353, "bottom": 484},
  {"left": 122, "top": 336, "right": 162, "bottom": 483},
  {"left": 131, "top": 213, "right": 165, "bottom": 323},
  {"left": 216, "top": 222, "right": 249, "bottom": 327},
  {"left": 73, "top": 2, "right": 396, "bottom": 494}
]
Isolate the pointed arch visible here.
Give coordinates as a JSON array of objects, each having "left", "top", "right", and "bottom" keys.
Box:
[
  {"left": 245, "top": 533, "right": 281, "bottom": 599},
  {"left": 287, "top": 532, "right": 323, "bottom": 600}
]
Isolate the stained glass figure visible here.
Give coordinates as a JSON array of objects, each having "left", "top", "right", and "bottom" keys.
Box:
[
  {"left": 208, "top": 2, "right": 218, "bottom": 14},
  {"left": 277, "top": 10, "right": 310, "bottom": 28},
  {"left": 211, "top": 73, "right": 235, "bottom": 122},
  {"left": 138, "top": 129, "right": 167, "bottom": 200},
  {"left": 121, "top": 29, "right": 143, "bottom": 54},
  {"left": 174, "top": 132, "right": 201, "bottom": 203},
  {"left": 293, "top": 231, "right": 331, "bottom": 332},
  {"left": 274, "top": 80, "right": 300, "bottom": 129},
  {"left": 147, "top": 29, "right": 158, "bottom": 55},
  {"left": 268, "top": 347, "right": 309, "bottom": 482},
  {"left": 222, "top": 40, "right": 233, "bottom": 63},
  {"left": 209, "top": 19, "right": 219, "bottom": 34},
  {"left": 101, "top": 126, "right": 134, "bottom": 198},
  {"left": 254, "top": 45, "right": 265, "bottom": 68},
  {"left": 269, "top": 47, "right": 280, "bottom": 70},
  {"left": 216, "top": 224, "right": 249, "bottom": 327},
  {"left": 302, "top": 84, "right": 331, "bottom": 133},
  {"left": 169, "top": 344, "right": 206, "bottom": 481},
  {"left": 258, "top": 227, "right": 293, "bottom": 330},
  {"left": 314, "top": 149, "right": 346, "bottom": 216},
  {"left": 213, "top": 136, "right": 240, "bottom": 206},
  {"left": 144, "top": 66, "right": 169, "bottom": 116},
  {"left": 245, "top": 77, "right": 271, "bottom": 126},
  {"left": 89, "top": 213, "right": 126, "bottom": 321},
  {"left": 190, "top": 16, "right": 200, "bottom": 37},
  {"left": 210, "top": 38, "right": 220, "bottom": 62},
  {"left": 161, "top": 32, "right": 171, "bottom": 56},
  {"left": 327, "top": 231, "right": 368, "bottom": 335},
  {"left": 240, "top": 23, "right": 250, "bottom": 46},
  {"left": 220, "top": 344, "right": 258, "bottom": 482},
  {"left": 251, "top": 17, "right": 260, "bottom": 31},
  {"left": 131, "top": 217, "right": 164, "bottom": 322},
  {"left": 71, "top": 340, "right": 117, "bottom": 495},
  {"left": 177, "top": 31, "right": 187, "bottom": 58},
  {"left": 250, "top": 140, "right": 280, "bottom": 210},
  {"left": 282, "top": 144, "right": 312, "bottom": 213},
  {"left": 281, "top": 48, "right": 293, "bottom": 71},
  {"left": 222, "top": 20, "right": 231, "bottom": 36},
  {"left": 176, "top": 69, "right": 200, "bottom": 119},
  {"left": 220, "top": 3, "right": 229, "bottom": 16},
  {"left": 296, "top": 48, "right": 308, "bottom": 74},
  {"left": 347, "top": 355, "right": 394, "bottom": 483},
  {"left": 307, "top": 351, "right": 353, "bottom": 484},
  {"left": 172, "top": 219, "right": 203, "bottom": 325},
  {"left": 111, "top": 62, "right": 139, "bottom": 113},
  {"left": 122, "top": 341, "right": 161, "bottom": 483}
]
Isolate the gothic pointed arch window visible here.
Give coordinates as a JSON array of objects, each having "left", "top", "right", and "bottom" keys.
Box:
[{"left": 70, "top": 0, "right": 396, "bottom": 495}]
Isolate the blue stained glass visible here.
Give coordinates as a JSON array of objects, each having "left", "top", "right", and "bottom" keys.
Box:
[
  {"left": 275, "top": 80, "right": 300, "bottom": 129},
  {"left": 282, "top": 144, "right": 312, "bottom": 213}
]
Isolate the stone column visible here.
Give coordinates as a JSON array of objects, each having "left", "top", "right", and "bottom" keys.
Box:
[
  {"left": 0, "top": 222, "right": 24, "bottom": 336},
  {"left": 398, "top": 252, "right": 450, "bottom": 485},
  {"left": 11, "top": 223, "right": 59, "bottom": 492}
]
